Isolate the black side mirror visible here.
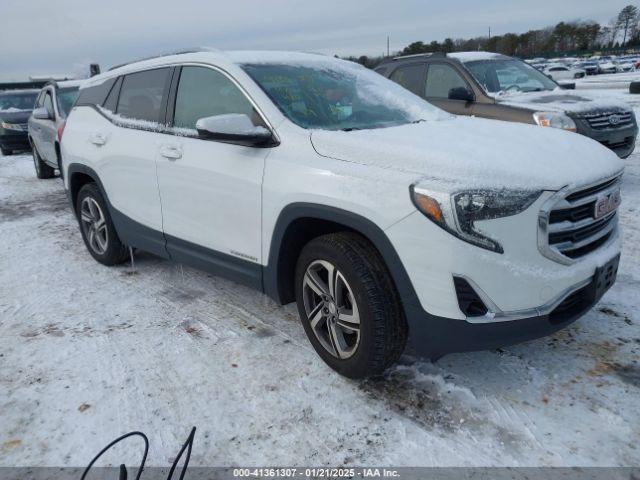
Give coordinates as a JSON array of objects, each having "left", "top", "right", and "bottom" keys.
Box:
[
  {"left": 196, "top": 114, "right": 276, "bottom": 147},
  {"left": 448, "top": 87, "right": 474, "bottom": 102}
]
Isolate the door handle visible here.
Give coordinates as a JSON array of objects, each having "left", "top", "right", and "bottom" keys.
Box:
[
  {"left": 90, "top": 132, "right": 107, "bottom": 146},
  {"left": 160, "top": 145, "right": 182, "bottom": 160}
]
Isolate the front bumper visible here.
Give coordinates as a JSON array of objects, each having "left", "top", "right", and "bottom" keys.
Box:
[
  {"left": 385, "top": 190, "right": 622, "bottom": 358},
  {"left": 573, "top": 119, "right": 638, "bottom": 159},
  {"left": 0, "top": 131, "right": 30, "bottom": 151},
  {"left": 404, "top": 254, "right": 619, "bottom": 358}
]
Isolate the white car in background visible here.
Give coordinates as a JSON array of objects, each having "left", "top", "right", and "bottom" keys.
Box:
[
  {"left": 598, "top": 60, "right": 621, "bottom": 74},
  {"left": 543, "top": 64, "right": 586, "bottom": 81},
  {"left": 61, "top": 49, "right": 623, "bottom": 378}
]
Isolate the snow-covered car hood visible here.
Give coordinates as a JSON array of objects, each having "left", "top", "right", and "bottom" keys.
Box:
[
  {"left": 310, "top": 116, "right": 623, "bottom": 191},
  {"left": 496, "top": 90, "right": 631, "bottom": 115}
]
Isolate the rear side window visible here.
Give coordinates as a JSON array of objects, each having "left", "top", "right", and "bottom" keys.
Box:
[
  {"left": 425, "top": 64, "right": 469, "bottom": 98},
  {"left": 173, "top": 66, "right": 260, "bottom": 130},
  {"left": 76, "top": 77, "right": 117, "bottom": 106},
  {"left": 389, "top": 64, "right": 425, "bottom": 96},
  {"left": 116, "top": 68, "right": 171, "bottom": 123}
]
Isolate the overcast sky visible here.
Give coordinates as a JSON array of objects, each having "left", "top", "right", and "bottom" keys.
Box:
[{"left": 0, "top": 0, "right": 633, "bottom": 80}]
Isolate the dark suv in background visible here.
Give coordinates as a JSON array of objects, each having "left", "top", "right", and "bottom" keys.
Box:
[
  {"left": 377, "top": 52, "right": 638, "bottom": 158},
  {"left": 28, "top": 80, "right": 81, "bottom": 178},
  {"left": 0, "top": 89, "right": 39, "bottom": 155}
]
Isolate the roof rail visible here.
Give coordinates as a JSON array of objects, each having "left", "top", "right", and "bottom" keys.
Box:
[
  {"left": 391, "top": 52, "right": 447, "bottom": 61},
  {"left": 108, "top": 47, "right": 217, "bottom": 71}
]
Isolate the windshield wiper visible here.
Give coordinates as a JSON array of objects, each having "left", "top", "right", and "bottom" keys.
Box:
[
  {"left": 411, "top": 119, "right": 427, "bottom": 124},
  {"left": 340, "top": 127, "right": 361, "bottom": 131}
]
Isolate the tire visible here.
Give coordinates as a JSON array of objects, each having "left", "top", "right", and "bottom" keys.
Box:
[
  {"left": 630, "top": 81, "right": 640, "bottom": 94},
  {"left": 76, "top": 183, "right": 129, "bottom": 266},
  {"left": 294, "top": 232, "right": 407, "bottom": 378},
  {"left": 1, "top": 148, "right": 13, "bottom": 156},
  {"left": 32, "top": 145, "right": 55, "bottom": 179}
]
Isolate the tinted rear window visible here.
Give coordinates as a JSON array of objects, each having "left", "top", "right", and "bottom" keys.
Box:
[{"left": 116, "top": 68, "right": 171, "bottom": 123}]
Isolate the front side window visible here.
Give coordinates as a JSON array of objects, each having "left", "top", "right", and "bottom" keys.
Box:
[
  {"left": 57, "top": 87, "right": 80, "bottom": 117},
  {"left": 173, "top": 66, "right": 260, "bottom": 130},
  {"left": 425, "top": 64, "right": 469, "bottom": 99},
  {"left": 464, "top": 59, "right": 558, "bottom": 95},
  {"left": 116, "top": 68, "right": 171, "bottom": 123},
  {"left": 389, "top": 64, "right": 424, "bottom": 96},
  {"left": 242, "top": 60, "right": 443, "bottom": 131}
]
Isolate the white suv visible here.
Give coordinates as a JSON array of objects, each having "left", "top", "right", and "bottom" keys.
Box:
[{"left": 61, "top": 50, "right": 624, "bottom": 378}]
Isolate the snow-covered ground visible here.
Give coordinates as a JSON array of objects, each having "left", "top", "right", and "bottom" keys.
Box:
[{"left": 1, "top": 92, "right": 640, "bottom": 468}]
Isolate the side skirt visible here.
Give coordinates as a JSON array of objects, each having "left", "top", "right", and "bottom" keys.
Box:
[{"left": 165, "top": 234, "right": 263, "bottom": 291}]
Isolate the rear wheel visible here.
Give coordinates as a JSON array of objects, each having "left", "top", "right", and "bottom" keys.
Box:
[
  {"left": 76, "top": 183, "right": 129, "bottom": 266},
  {"left": 32, "top": 145, "right": 55, "bottom": 179},
  {"left": 295, "top": 232, "right": 407, "bottom": 378}
]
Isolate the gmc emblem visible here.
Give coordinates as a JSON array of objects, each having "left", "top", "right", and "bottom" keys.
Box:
[{"left": 595, "top": 189, "right": 621, "bottom": 219}]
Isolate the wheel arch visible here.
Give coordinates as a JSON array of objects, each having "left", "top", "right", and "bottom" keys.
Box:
[
  {"left": 67, "top": 163, "right": 104, "bottom": 214},
  {"left": 264, "top": 203, "right": 420, "bottom": 310}
]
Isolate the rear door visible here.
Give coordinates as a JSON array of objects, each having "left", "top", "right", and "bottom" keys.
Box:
[
  {"left": 155, "top": 65, "right": 269, "bottom": 287},
  {"left": 423, "top": 62, "right": 475, "bottom": 116},
  {"left": 95, "top": 68, "right": 172, "bottom": 255},
  {"left": 388, "top": 63, "right": 426, "bottom": 97}
]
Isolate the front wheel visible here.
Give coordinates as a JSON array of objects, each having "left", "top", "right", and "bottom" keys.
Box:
[{"left": 295, "top": 232, "right": 407, "bottom": 378}]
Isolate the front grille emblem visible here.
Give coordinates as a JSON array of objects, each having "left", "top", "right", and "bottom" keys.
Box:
[{"left": 608, "top": 114, "right": 621, "bottom": 126}]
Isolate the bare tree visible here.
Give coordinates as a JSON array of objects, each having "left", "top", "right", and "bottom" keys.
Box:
[{"left": 617, "top": 5, "right": 639, "bottom": 45}]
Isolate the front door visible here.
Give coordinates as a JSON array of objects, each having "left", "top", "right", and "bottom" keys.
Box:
[
  {"left": 155, "top": 65, "right": 269, "bottom": 288},
  {"left": 424, "top": 62, "right": 475, "bottom": 116}
]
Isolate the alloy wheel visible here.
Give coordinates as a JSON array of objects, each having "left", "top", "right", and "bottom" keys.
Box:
[
  {"left": 80, "top": 197, "right": 108, "bottom": 255},
  {"left": 302, "top": 260, "right": 361, "bottom": 359}
]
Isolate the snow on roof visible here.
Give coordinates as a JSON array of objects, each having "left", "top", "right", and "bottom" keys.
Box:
[
  {"left": 82, "top": 49, "right": 361, "bottom": 90},
  {"left": 226, "top": 50, "right": 354, "bottom": 65},
  {"left": 448, "top": 51, "right": 509, "bottom": 63},
  {"left": 57, "top": 79, "right": 85, "bottom": 88}
]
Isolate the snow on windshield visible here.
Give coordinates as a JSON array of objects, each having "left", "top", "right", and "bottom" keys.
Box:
[{"left": 239, "top": 55, "right": 449, "bottom": 131}]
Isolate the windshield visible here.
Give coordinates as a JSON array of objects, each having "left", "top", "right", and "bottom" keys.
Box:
[
  {"left": 0, "top": 91, "right": 38, "bottom": 111},
  {"left": 57, "top": 87, "right": 80, "bottom": 116},
  {"left": 464, "top": 59, "right": 558, "bottom": 95},
  {"left": 242, "top": 60, "right": 444, "bottom": 131}
]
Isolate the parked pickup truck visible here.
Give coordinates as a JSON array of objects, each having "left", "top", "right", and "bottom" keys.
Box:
[{"left": 377, "top": 52, "right": 638, "bottom": 158}]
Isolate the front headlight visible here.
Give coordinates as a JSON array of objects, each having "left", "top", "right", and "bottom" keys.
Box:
[
  {"left": 410, "top": 185, "right": 542, "bottom": 253},
  {"left": 1, "top": 121, "right": 21, "bottom": 131},
  {"left": 532, "top": 112, "right": 577, "bottom": 132}
]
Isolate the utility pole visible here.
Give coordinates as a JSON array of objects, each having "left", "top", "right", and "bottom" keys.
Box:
[
  {"left": 387, "top": 35, "right": 390, "bottom": 57},
  {"left": 488, "top": 27, "right": 491, "bottom": 39}
]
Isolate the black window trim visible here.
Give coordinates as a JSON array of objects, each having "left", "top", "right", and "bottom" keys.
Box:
[
  {"left": 424, "top": 61, "right": 475, "bottom": 102},
  {"left": 82, "top": 62, "right": 279, "bottom": 146}
]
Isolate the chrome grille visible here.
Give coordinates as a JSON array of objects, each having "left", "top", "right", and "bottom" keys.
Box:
[
  {"left": 582, "top": 111, "right": 633, "bottom": 130},
  {"left": 538, "top": 175, "right": 621, "bottom": 264}
]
